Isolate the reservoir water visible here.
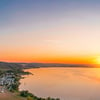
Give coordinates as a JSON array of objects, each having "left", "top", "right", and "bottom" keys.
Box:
[{"left": 19, "top": 67, "right": 100, "bottom": 100}]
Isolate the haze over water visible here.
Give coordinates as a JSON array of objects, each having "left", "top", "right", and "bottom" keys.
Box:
[{"left": 20, "top": 67, "right": 100, "bottom": 100}]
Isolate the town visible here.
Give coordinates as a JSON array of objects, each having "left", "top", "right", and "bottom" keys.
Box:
[{"left": 0, "top": 71, "right": 20, "bottom": 93}]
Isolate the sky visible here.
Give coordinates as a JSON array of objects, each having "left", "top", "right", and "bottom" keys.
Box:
[{"left": 0, "top": 0, "right": 100, "bottom": 64}]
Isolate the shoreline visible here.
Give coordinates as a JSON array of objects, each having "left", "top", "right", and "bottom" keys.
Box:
[{"left": 0, "top": 69, "right": 60, "bottom": 100}]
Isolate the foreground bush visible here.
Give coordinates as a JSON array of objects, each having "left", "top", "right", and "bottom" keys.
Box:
[{"left": 20, "top": 90, "right": 60, "bottom": 100}]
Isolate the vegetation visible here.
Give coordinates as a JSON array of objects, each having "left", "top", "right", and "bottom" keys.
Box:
[
  {"left": 20, "top": 90, "right": 60, "bottom": 100},
  {"left": 0, "top": 62, "right": 22, "bottom": 71},
  {"left": 0, "top": 62, "right": 60, "bottom": 100},
  {"left": 0, "top": 70, "right": 4, "bottom": 75}
]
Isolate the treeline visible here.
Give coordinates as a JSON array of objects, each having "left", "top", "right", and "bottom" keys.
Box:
[{"left": 20, "top": 90, "right": 60, "bottom": 100}]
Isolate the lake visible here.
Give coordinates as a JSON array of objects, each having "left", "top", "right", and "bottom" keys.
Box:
[{"left": 19, "top": 67, "right": 100, "bottom": 100}]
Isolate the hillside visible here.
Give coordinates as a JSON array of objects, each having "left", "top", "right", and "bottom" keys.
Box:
[
  {"left": 0, "top": 62, "right": 22, "bottom": 71},
  {"left": 22, "top": 63, "right": 90, "bottom": 68},
  {"left": 0, "top": 62, "right": 92, "bottom": 71}
]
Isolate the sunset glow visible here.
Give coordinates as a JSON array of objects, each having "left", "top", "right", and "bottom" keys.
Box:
[
  {"left": 94, "top": 56, "right": 100, "bottom": 64},
  {"left": 0, "top": 0, "right": 100, "bottom": 64}
]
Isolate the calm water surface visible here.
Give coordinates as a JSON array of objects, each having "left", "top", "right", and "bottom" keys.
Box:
[{"left": 19, "top": 67, "right": 100, "bottom": 100}]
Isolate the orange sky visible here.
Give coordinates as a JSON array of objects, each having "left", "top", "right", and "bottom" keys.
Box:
[
  {"left": 0, "top": 52, "right": 94, "bottom": 64},
  {"left": 1, "top": 1, "right": 100, "bottom": 64}
]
